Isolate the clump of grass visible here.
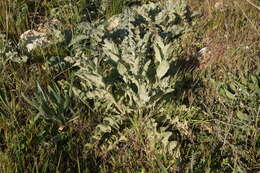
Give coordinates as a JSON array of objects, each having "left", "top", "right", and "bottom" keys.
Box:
[
  {"left": 0, "top": 0, "right": 30, "bottom": 39},
  {"left": 105, "top": 0, "right": 124, "bottom": 18}
]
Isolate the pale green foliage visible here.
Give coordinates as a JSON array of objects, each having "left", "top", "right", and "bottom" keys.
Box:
[
  {"left": 144, "top": 118, "right": 180, "bottom": 159},
  {"left": 65, "top": 0, "right": 192, "bottom": 154},
  {"left": 0, "top": 33, "right": 28, "bottom": 63}
]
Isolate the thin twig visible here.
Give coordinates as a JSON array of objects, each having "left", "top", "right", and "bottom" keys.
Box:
[{"left": 246, "top": 0, "right": 260, "bottom": 11}]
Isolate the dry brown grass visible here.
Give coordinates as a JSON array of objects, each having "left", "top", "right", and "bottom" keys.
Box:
[{"left": 187, "top": 0, "right": 259, "bottom": 74}]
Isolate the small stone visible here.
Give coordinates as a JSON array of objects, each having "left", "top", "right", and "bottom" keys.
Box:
[
  {"left": 20, "top": 30, "right": 49, "bottom": 52},
  {"left": 106, "top": 17, "right": 120, "bottom": 31},
  {"left": 58, "top": 125, "right": 65, "bottom": 131},
  {"left": 215, "top": 1, "right": 225, "bottom": 11}
]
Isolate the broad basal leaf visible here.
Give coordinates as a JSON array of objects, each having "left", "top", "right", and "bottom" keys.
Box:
[{"left": 157, "top": 60, "right": 170, "bottom": 79}]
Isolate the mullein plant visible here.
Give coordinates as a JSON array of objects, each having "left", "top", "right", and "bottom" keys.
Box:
[{"left": 64, "top": 0, "right": 194, "bottom": 156}]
